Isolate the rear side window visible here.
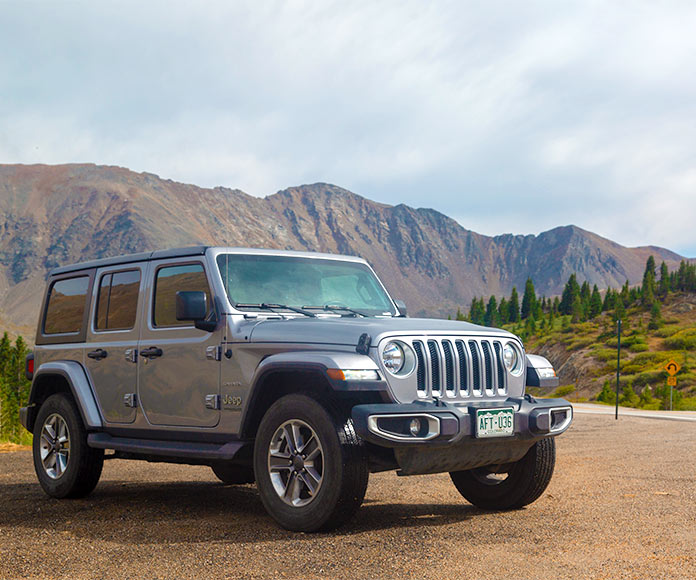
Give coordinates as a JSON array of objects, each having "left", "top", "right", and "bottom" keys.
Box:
[
  {"left": 95, "top": 270, "right": 141, "bottom": 331},
  {"left": 153, "top": 264, "right": 211, "bottom": 327},
  {"left": 44, "top": 276, "right": 90, "bottom": 334}
]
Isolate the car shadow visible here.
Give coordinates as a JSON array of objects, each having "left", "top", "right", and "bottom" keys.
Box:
[{"left": 0, "top": 478, "right": 482, "bottom": 544}]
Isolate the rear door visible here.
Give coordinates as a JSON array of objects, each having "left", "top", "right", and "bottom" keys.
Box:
[
  {"left": 84, "top": 266, "right": 144, "bottom": 424},
  {"left": 137, "top": 258, "right": 221, "bottom": 428}
]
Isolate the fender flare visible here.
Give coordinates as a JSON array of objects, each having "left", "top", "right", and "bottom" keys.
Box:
[
  {"left": 239, "top": 350, "right": 388, "bottom": 437},
  {"left": 26, "top": 361, "right": 104, "bottom": 432}
]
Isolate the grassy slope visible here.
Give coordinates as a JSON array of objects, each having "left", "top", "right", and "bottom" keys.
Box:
[{"left": 514, "top": 292, "right": 696, "bottom": 410}]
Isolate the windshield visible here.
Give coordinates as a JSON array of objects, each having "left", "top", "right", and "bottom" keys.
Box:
[{"left": 216, "top": 254, "right": 396, "bottom": 316}]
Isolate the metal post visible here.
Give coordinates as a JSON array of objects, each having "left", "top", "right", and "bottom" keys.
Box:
[
  {"left": 670, "top": 379, "right": 673, "bottom": 411},
  {"left": 615, "top": 318, "right": 621, "bottom": 420}
]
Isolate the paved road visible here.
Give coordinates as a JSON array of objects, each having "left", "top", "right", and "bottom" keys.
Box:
[
  {"left": 573, "top": 402, "right": 696, "bottom": 422},
  {"left": 1, "top": 414, "right": 694, "bottom": 579}
]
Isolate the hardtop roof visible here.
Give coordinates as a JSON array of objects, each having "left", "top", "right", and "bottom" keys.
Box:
[{"left": 48, "top": 246, "right": 365, "bottom": 276}]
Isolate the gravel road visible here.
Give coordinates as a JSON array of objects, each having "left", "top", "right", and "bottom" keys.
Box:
[{"left": 1, "top": 413, "right": 694, "bottom": 580}]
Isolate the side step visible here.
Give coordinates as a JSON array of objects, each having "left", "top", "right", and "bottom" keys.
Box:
[{"left": 87, "top": 432, "right": 246, "bottom": 461}]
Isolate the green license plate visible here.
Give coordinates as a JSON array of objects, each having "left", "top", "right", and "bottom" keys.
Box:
[{"left": 475, "top": 408, "right": 514, "bottom": 438}]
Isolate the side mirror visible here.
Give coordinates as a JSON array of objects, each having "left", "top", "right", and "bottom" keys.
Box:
[
  {"left": 394, "top": 299, "right": 408, "bottom": 317},
  {"left": 176, "top": 291, "right": 207, "bottom": 321}
]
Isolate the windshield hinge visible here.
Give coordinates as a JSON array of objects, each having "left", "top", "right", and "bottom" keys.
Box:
[{"left": 356, "top": 333, "right": 372, "bottom": 355}]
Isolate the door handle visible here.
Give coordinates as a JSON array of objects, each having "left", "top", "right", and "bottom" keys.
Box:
[
  {"left": 139, "top": 346, "right": 163, "bottom": 359},
  {"left": 87, "top": 348, "right": 108, "bottom": 360}
]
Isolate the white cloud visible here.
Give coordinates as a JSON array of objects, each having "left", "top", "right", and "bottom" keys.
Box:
[{"left": 1, "top": 0, "right": 695, "bottom": 256}]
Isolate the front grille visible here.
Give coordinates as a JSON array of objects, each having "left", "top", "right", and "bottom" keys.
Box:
[{"left": 410, "top": 337, "right": 507, "bottom": 400}]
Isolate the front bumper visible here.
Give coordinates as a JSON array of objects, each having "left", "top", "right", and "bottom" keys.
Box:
[{"left": 352, "top": 396, "right": 572, "bottom": 475}]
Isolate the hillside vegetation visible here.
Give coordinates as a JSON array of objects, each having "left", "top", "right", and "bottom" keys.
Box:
[{"left": 460, "top": 257, "right": 696, "bottom": 411}]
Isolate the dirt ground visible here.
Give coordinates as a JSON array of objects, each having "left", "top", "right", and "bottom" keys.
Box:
[{"left": 0, "top": 414, "right": 694, "bottom": 580}]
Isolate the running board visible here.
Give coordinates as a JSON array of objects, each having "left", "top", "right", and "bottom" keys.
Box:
[{"left": 87, "top": 432, "right": 246, "bottom": 461}]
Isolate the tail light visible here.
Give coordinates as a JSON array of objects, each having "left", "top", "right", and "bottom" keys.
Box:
[{"left": 25, "top": 353, "right": 34, "bottom": 381}]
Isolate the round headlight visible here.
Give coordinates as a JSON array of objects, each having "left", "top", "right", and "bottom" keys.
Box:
[
  {"left": 503, "top": 343, "right": 518, "bottom": 372},
  {"left": 382, "top": 341, "right": 405, "bottom": 374}
]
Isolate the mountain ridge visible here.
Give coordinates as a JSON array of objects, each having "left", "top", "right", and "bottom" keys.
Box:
[{"left": 0, "top": 163, "right": 688, "bottom": 330}]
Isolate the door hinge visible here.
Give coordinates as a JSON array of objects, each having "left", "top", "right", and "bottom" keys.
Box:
[
  {"left": 206, "top": 346, "right": 222, "bottom": 361},
  {"left": 205, "top": 394, "right": 220, "bottom": 410},
  {"left": 124, "top": 348, "right": 138, "bottom": 363},
  {"left": 123, "top": 393, "right": 137, "bottom": 408}
]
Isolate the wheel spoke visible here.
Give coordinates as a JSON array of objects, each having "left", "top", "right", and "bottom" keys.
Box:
[
  {"left": 269, "top": 454, "right": 292, "bottom": 471},
  {"left": 304, "top": 440, "right": 321, "bottom": 462},
  {"left": 304, "top": 466, "right": 321, "bottom": 488},
  {"left": 299, "top": 471, "right": 317, "bottom": 495},
  {"left": 298, "top": 434, "right": 315, "bottom": 455},
  {"left": 283, "top": 471, "right": 298, "bottom": 500},
  {"left": 44, "top": 420, "right": 56, "bottom": 441},
  {"left": 283, "top": 425, "right": 298, "bottom": 454},
  {"left": 55, "top": 453, "right": 65, "bottom": 477},
  {"left": 43, "top": 450, "right": 56, "bottom": 470}
]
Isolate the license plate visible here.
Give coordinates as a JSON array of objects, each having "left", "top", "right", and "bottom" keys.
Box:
[{"left": 475, "top": 408, "right": 514, "bottom": 438}]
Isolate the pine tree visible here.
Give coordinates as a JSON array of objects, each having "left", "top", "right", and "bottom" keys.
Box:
[
  {"left": 484, "top": 296, "right": 499, "bottom": 327},
  {"left": 469, "top": 298, "right": 485, "bottom": 325},
  {"left": 508, "top": 287, "right": 520, "bottom": 322},
  {"left": 648, "top": 301, "right": 662, "bottom": 330},
  {"left": 641, "top": 255, "right": 656, "bottom": 307},
  {"left": 620, "top": 280, "right": 631, "bottom": 307},
  {"left": 498, "top": 297, "right": 509, "bottom": 325},
  {"left": 602, "top": 288, "right": 615, "bottom": 311},
  {"left": 658, "top": 261, "right": 670, "bottom": 297},
  {"left": 589, "top": 285, "right": 603, "bottom": 318},
  {"left": 559, "top": 274, "right": 580, "bottom": 315},
  {"left": 521, "top": 278, "right": 537, "bottom": 320}
]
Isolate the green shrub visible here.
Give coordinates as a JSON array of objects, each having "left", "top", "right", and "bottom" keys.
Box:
[
  {"left": 620, "top": 384, "right": 640, "bottom": 408},
  {"left": 597, "top": 380, "right": 616, "bottom": 405},
  {"left": 592, "top": 348, "right": 617, "bottom": 362},
  {"left": 553, "top": 385, "right": 575, "bottom": 397},
  {"left": 664, "top": 329, "right": 696, "bottom": 350},
  {"left": 628, "top": 342, "right": 649, "bottom": 353}
]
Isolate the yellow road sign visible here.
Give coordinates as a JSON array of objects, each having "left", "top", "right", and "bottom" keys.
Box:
[
  {"left": 665, "top": 360, "right": 681, "bottom": 376},
  {"left": 667, "top": 376, "right": 677, "bottom": 387}
]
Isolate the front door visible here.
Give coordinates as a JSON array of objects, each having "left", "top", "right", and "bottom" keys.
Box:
[
  {"left": 137, "top": 259, "right": 221, "bottom": 428},
  {"left": 84, "top": 266, "right": 144, "bottom": 424}
]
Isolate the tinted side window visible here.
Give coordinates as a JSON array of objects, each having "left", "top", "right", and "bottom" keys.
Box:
[
  {"left": 95, "top": 270, "right": 140, "bottom": 331},
  {"left": 153, "top": 264, "right": 211, "bottom": 327},
  {"left": 44, "top": 277, "right": 90, "bottom": 334}
]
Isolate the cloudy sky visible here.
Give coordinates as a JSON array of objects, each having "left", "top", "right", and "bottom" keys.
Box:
[{"left": 2, "top": 0, "right": 695, "bottom": 256}]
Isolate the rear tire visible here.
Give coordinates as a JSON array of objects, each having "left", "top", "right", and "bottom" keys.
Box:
[
  {"left": 253, "top": 394, "right": 369, "bottom": 532},
  {"left": 32, "top": 393, "right": 104, "bottom": 499},
  {"left": 211, "top": 462, "right": 255, "bottom": 485},
  {"left": 450, "top": 438, "right": 556, "bottom": 510}
]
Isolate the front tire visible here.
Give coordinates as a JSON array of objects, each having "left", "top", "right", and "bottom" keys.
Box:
[
  {"left": 253, "top": 394, "right": 369, "bottom": 532},
  {"left": 32, "top": 393, "right": 104, "bottom": 499},
  {"left": 450, "top": 438, "right": 556, "bottom": 510}
]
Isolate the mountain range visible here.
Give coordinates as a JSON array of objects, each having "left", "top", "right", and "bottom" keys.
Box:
[{"left": 0, "top": 163, "right": 688, "bottom": 333}]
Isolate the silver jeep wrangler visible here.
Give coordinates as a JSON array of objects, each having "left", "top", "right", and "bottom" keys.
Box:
[{"left": 21, "top": 246, "right": 572, "bottom": 532}]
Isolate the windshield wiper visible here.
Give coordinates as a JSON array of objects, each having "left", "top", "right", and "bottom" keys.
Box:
[
  {"left": 234, "top": 303, "right": 316, "bottom": 317},
  {"left": 303, "top": 304, "right": 370, "bottom": 318}
]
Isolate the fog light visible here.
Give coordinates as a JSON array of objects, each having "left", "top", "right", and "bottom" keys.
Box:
[{"left": 409, "top": 417, "right": 422, "bottom": 436}]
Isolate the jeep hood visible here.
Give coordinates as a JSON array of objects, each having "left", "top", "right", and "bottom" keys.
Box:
[{"left": 247, "top": 317, "right": 515, "bottom": 347}]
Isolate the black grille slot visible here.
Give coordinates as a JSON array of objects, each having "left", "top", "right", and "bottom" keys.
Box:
[
  {"left": 427, "top": 340, "right": 441, "bottom": 393},
  {"left": 455, "top": 340, "right": 468, "bottom": 394},
  {"left": 442, "top": 340, "right": 455, "bottom": 392},
  {"left": 413, "top": 341, "right": 426, "bottom": 393},
  {"left": 468, "top": 340, "right": 481, "bottom": 392},
  {"left": 481, "top": 341, "right": 494, "bottom": 391},
  {"left": 493, "top": 342, "right": 506, "bottom": 393}
]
